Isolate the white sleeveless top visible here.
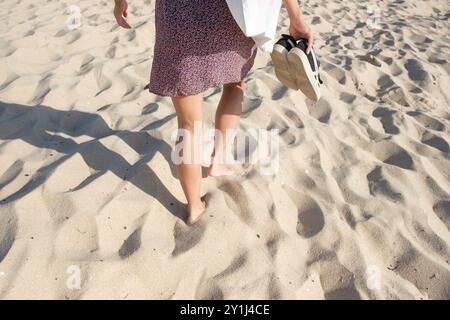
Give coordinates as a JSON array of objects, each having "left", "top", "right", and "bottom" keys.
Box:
[{"left": 226, "top": 0, "right": 282, "bottom": 53}]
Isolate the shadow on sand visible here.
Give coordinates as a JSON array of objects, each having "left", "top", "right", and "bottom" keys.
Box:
[{"left": 0, "top": 102, "right": 186, "bottom": 219}]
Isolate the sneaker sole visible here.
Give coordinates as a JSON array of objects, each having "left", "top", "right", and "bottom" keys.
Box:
[
  {"left": 287, "top": 48, "right": 321, "bottom": 102},
  {"left": 271, "top": 44, "right": 298, "bottom": 90}
]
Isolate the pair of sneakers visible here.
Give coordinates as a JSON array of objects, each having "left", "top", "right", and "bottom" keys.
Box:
[{"left": 271, "top": 34, "right": 323, "bottom": 102}]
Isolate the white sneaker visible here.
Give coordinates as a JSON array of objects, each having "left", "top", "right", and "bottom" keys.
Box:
[{"left": 271, "top": 35, "right": 323, "bottom": 102}]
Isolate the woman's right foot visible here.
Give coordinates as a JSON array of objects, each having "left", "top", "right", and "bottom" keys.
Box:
[
  {"left": 208, "top": 163, "right": 234, "bottom": 177},
  {"left": 187, "top": 201, "right": 206, "bottom": 225}
]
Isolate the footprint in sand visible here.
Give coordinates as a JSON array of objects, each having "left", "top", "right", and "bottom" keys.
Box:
[
  {"left": 281, "top": 130, "right": 302, "bottom": 147},
  {"left": 311, "top": 16, "right": 321, "bottom": 25},
  {"left": 141, "top": 102, "right": 159, "bottom": 115},
  {"left": 241, "top": 97, "right": 262, "bottom": 118},
  {"left": 372, "top": 107, "right": 399, "bottom": 134},
  {"left": 319, "top": 252, "right": 361, "bottom": 300},
  {"left": 271, "top": 85, "right": 289, "bottom": 100},
  {"left": 284, "top": 109, "right": 304, "bottom": 128},
  {"left": 219, "top": 181, "right": 253, "bottom": 225},
  {"left": 383, "top": 149, "right": 415, "bottom": 170},
  {"left": 339, "top": 92, "right": 357, "bottom": 104},
  {"left": 284, "top": 187, "right": 325, "bottom": 238},
  {"left": 407, "top": 111, "right": 445, "bottom": 131},
  {"left": 367, "top": 166, "right": 403, "bottom": 202},
  {"left": 266, "top": 111, "right": 303, "bottom": 146},
  {"left": 296, "top": 203, "right": 325, "bottom": 238},
  {"left": 421, "top": 131, "right": 449, "bottom": 153},
  {"left": 172, "top": 220, "right": 206, "bottom": 256},
  {"left": 358, "top": 54, "right": 382, "bottom": 67},
  {"left": 322, "top": 62, "right": 346, "bottom": 85},
  {"left": 405, "top": 59, "right": 429, "bottom": 84},
  {"left": 432, "top": 200, "right": 450, "bottom": 231},
  {"left": 370, "top": 140, "right": 415, "bottom": 170},
  {"left": 308, "top": 99, "right": 332, "bottom": 124}
]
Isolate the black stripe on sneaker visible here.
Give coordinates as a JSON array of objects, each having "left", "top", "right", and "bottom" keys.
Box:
[
  {"left": 275, "top": 34, "right": 297, "bottom": 51},
  {"left": 296, "top": 39, "right": 323, "bottom": 85}
]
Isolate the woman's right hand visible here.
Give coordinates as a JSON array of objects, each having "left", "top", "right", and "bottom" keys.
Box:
[
  {"left": 289, "top": 18, "right": 314, "bottom": 54},
  {"left": 114, "top": 0, "right": 131, "bottom": 29},
  {"left": 283, "top": 0, "right": 314, "bottom": 54}
]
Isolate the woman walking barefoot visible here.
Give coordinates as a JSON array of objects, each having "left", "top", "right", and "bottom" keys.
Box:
[{"left": 113, "top": 0, "right": 313, "bottom": 225}]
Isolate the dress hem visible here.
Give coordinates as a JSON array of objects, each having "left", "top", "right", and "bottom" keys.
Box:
[{"left": 147, "top": 66, "right": 255, "bottom": 97}]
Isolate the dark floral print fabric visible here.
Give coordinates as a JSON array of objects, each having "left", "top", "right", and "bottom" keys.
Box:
[{"left": 147, "top": 0, "right": 257, "bottom": 97}]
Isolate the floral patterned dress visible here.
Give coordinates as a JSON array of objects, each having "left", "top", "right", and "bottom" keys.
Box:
[{"left": 147, "top": 0, "right": 257, "bottom": 97}]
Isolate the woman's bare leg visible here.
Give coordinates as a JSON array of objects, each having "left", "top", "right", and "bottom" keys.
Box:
[
  {"left": 171, "top": 94, "right": 205, "bottom": 224},
  {"left": 209, "top": 80, "right": 245, "bottom": 177}
]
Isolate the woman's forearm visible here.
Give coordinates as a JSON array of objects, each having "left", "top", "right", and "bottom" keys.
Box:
[
  {"left": 282, "top": 0, "right": 303, "bottom": 21},
  {"left": 283, "top": 0, "right": 313, "bottom": 52}
]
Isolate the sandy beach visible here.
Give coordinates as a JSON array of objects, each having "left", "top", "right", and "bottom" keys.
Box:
[{"left": 0, "top": 0, "right": 449, "bottom": 299}]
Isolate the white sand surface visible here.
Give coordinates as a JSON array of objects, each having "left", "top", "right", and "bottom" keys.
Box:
[{"left": 0, "top": 0, "right": 449, "bottom": 299}]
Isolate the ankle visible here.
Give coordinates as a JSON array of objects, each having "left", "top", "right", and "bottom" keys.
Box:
[
  {"left": 188, "top": 200, "right": 205, "bottom": 210},
  {"left": 211, "top": 151, "right": 234, "bottom": 166}
]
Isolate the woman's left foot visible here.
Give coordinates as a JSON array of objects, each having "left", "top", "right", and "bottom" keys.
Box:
[
  {"left": 187, "top": 201, "right": 206, "bottom": 225},
  {"left": 208, "top": 164, "right": 234, "bottom": 177}
]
